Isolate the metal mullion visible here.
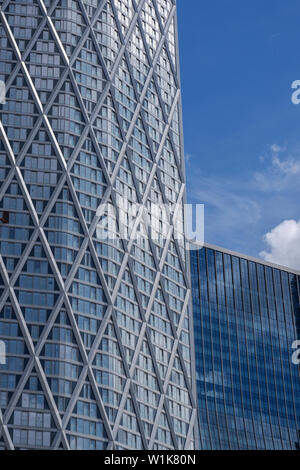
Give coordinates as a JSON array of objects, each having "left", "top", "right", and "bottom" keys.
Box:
[
  {"left": 0, "top": 408, "right": 14, "bottom": 449},
  {"left": 151, "top": 240, "right": 195, "bottom": 413},
  {"left": 107, "top": 377, "right": 131, "bottom": 447},
  {"left": 191, "top": 249, "right": 204, "bottom": 450},
  {"left": 184, "top": 407, "right": 197, "bottom": 450},
  {"left": 222, "top": 252, "right": 241, "bottom": 449},
  {"left": 247, "top": 261, "right": 267, "bottom": 449},
  {"left": 118, "top": 45, "right": 183, "bottom": 270},
  {"left": 139, "top": 92, "right": 182, "bottom": 207},
  {"left": 199, "top": 248, "right": 213, "bottom": 449},
  {"left": 230, "top": 256, "right": 252, "bottom": 449},
  {"left": 134, "top": 87, "right": 189, "bottom": 291},
  {"left": 109, "top": 309, "right": 149, "bottom": 449},
  {"left": 0, "top": 19, "right": 78, "bottom": 318},
  {"left": 0, "top": 58, "right": 21, "bottom": 96},
  {"left": 239, "top": 259, "right": 259, "bottom": 449},
  {"left": 255, "top": 264, "right": 276, "bottom": 448},
  {"left": 54, "top": 306, "right": 115, "bottom": 445},
  {"left": 33, "top": 355, "right": 70, "bottom": 449},
  {"left": 133, "top": 308, "right": 180, "bottom": 449},
  {"left": 172, "top": 8, "right": 192, "bottom": 402},
  {"left": 150, "top": 0, "right": 179, "bottom": 90},
  {"left": 49, "top": 288, "right": 115, "bottom": 441},
  {"left": 54, "top": 364, "right": 88, "bottom": 430},
  {"left": 125, "top": 101, "right": 191, "bottom": 370},
  {"left": 171, "top": 16, "right": 192, "bottom": 426},
  {"left": 252, "top": 266, "right": 272, "bottom": 447},
  {"left": 2, "top": 108, "right": 115, "bottom": 451},
  {"left": 19, "top": 7, "right": 50, "bottom": 61},
  {"left": 51, "top": 291, "right": 117, "bottom": 440},
  {"left": 154, "top": 171, "right": 190, "bottom": 288},
  {"left": 293, "top": 275, "right": 300, "bottom": 380},
  {"left": 145, "top": 270, "right": 195, "bottom": 416},
  {"left": 88, "top": 227, "right": 153, "bottom": 447},
  {"left": 0, "top": 0, "right": 11, "bottom": 12},
  {"left": 175, "top": 287, "right": 190, "bottom": 341},
  {"left": 76, "top": 0, "right": 111, "bottom": 83},
  {"left": 55, "top": 362, "right": 115, "bottom": 447},
  {"left": 263, "top": 266, "right": 283, "bottom": 448},
  {"left": 0, "top": 123, "right": 72, "bottom": 331},
  {"left": 108, "top": 5, "right": 177, "bottom": 186},
  {"left": 103, "top": 189, "right": 181, "bottom": 451},
  {"left": 0, "top": 286, "right": 68, "bottom": 449},
  {"left": 161, "top": 397, "right": 180, "bottom": 450},
  {"left": 205, "top": 249, "right": 222, "bottom": 448},
  {"left": 0, "top": 0, "right": 53, "bottom": 113},
  {"left": 85, "top": 305, "right": 114, "bottom": 362},
  {"left": 0, "top": 131, "right": 97, "bottom": 378},
  {"left": 142, "top": 256, "right": 193, "bottom": 409},
  {"left": 110, "top": 253, "right": 177, "bottom": 448},
  {"left": 284, "top": 273, "right": 300, "bottom": 446},
  {"left": 47, "top": 2, "right": 156, "bottom": 245},
  {"left": 86, "top": 365, "right": 115, "bottom": 444},
  {"left": 0, "top": 10, "right": 47, "bottom": 173},
  {"left": 148, "top": 394, "right": 165, "bottom": 449},
  {"left": 0, "top": 11, "right": 23, "bottom": 86},
  {"left": 271, "top": 269, "right": 292, "bottom": 448},
  {"left": 214, "top": 251, "right": 232, "bottom": 449},
  {"left": 134, "top": 7, "right": 184, "bottom": 183},
  {"left": 62, "top": 190, "right": 113, "bottom": 294},
  {"left": 1, "top": 356, "right": 35, "bottom": 427},
  {"left": 0, "top": 0, "right": 96, "bottom": 452},
  {"left": 138, "top": 14, "right": 183, "bottom": 182}
]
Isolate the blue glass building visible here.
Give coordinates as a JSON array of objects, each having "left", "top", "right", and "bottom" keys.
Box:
[
  {"left": 0, "top": 0, "right": 197, "bottom": 450},
  {"left": 191, "top": 243, "right": 300, "bottom": 450}
]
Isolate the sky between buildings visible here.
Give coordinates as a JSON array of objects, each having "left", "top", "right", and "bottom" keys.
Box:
[{"left": 177, "top": 0, "right": 300, "bottom": 271}]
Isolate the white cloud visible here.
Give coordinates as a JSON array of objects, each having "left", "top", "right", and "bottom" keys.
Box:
[
  {"left": 191, "top": 176, "right": 261, "bottom": 230},
  {"left": 254, "top": 144, "right": 300, "bottom": 192},
  {"left": 187, "top": 143, "right": 300, "bottom": 257},
  {"left": 272, "top": 155, "right": 300, "bottom": 175},
  {"left": 185, "top": 153, "right": 192, "bottom": 163},
  {"left": 270, "top": 143, "right": 283, "bottom": 153},
  {"left": 260, "top": 219, "right": 300, "bottom": 270},
  {"left": 188, "top": 175, "right": 262, "bottom": 253}
]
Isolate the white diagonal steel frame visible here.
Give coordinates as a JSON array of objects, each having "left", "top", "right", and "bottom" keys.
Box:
[{"left": 0, "top": 0, "right": 197, "bottom": 450}]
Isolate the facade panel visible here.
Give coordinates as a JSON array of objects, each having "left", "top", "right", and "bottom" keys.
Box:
[
  {"left": 191, "top": 245, "right": 300, "bottom": 450},
  {"left": 0, "top": 0, "right": 196, "bottom": 450}
]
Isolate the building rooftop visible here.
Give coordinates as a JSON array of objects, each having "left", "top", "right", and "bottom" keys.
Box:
[{"left": 190, "top": 241, "right": 300, "bottom": 276}]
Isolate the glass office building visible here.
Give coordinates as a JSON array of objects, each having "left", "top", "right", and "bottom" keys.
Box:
[
  {"left": 191, "top": 243, "right": 300, "bottom": 450},
  {"left": 0, "top": 0, "right": 197, "bottom": 450}
]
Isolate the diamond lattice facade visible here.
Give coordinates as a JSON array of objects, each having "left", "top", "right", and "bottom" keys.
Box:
[
  {"left": 0, "top": 0, "right": 197, "bottom": 450},
  {"left": 191, "top": 244, "right": 300, "bottom": 450}
]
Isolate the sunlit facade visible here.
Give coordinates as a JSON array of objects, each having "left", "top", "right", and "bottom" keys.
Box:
[
  {"left": 191, "top": 244, "right": 300, "bottom": 450},
  {"left": 0, "top": 0, "right": 197, "bottom": 450}
]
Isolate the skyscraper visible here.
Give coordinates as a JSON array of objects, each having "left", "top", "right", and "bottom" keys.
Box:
[
  {"left": 191, "top": 243, "right": 300, "bottom": 450},
  {"left": 0, "top": 0, "right": 197, "bottom": 450}
]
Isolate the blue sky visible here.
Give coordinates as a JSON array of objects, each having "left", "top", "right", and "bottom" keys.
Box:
[{"left": 177, "top": 0, "right": 300, "bottom": 269}]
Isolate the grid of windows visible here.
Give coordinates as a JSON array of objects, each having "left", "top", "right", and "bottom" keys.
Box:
[
  {"left": 0, "top": 0, "right": 196, "bottom": 450},
  {"left": 191, "top": 246, "right": 300, "bottom": 450}
]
